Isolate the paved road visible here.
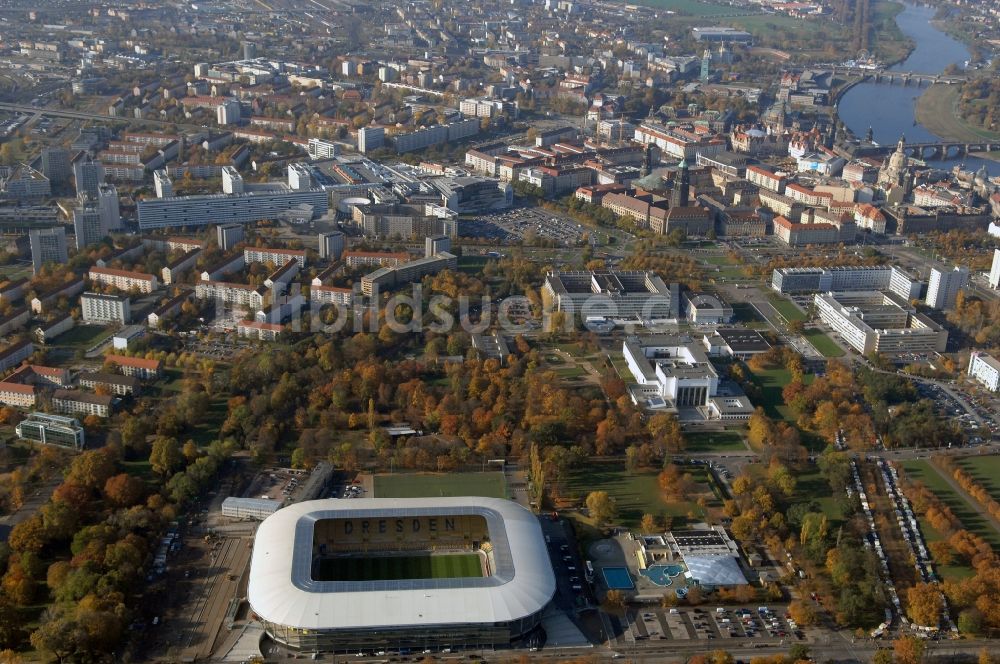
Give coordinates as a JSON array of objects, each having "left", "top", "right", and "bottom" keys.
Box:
[{"left": 0, "top": 477, "right": 60, "bottom": 542}]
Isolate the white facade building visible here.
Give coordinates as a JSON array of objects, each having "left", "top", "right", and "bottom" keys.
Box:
[
  {"left": 968, "top": 352, "right": 1000, "bottom": 392},
  {"left": 81, "top": 292, "right": 131, "bottom": 324},
  {"left": 925, "top": 266, "right": 969, "bottom": 310},
  {"left": 988, "top": 249, "right": 1000, "bottom": 290}
]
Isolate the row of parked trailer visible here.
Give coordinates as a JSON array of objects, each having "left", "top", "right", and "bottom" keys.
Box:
[
  {"left": 879, "top": 460, "right": 933, "bottom": 582},
  {"left": 849, "top": 459, "right": 899, "bottom": 638},
  {"left": 880, "top": 460, "right": 958, "bottom": 635}
]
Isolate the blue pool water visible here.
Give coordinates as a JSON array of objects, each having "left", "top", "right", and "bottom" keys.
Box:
[
  {"left": 602, "top": 566, "right": 635, "bottom": 590},
  {"left": 640, "top": 564, "right": 684, "bottom": 587}
]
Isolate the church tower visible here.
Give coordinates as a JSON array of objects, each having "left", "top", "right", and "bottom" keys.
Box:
[{"left": 671, "top": 158, "right": 690, "bottom": 208}]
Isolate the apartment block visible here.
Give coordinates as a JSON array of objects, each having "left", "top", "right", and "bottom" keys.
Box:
[
  {"left": 968, "top": 352, "right": 1000, "bottom": 392},
  {"left": 89, "top": 267, "right": 158, "bottom": 293},
  {"left": 81, "top": 292, "right": 131, "bottom": 324},
  {"left": 244, "top": 247, "right": 307, "bottom": 268}
]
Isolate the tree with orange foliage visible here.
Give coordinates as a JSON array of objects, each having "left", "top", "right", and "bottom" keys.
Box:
[
  {"left": 906, "top": 583, "right": 944, "bottom": 627},
  {"left": 893, "top": 635, "right": 925, "bottom": 664}
]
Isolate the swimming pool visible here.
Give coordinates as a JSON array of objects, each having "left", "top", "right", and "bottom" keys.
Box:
[
  {"left": 640, "top": 564, "right": 684, "bottom": 587},
  {"left": 602, "top": 566, "right": 635, "bottom": 590}
]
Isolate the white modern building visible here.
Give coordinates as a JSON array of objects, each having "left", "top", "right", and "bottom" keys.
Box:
[
  {"left": 925, "top": 266, "right": 969, "bottom": 310},
  {"left": 623, "top": 335, "right": 719, "bottom": 407},
  {"left": 968, "top": 352, "right": 1000, "bottom": 392},
  {"left": 771, "top": 265, "right": 922, "bottom": 301},
  {"left": 543, "top": 270, "right": 675, "bottom": 320},
  {"left": 15, "top": 412, "right": 85, "bottom": 450},
  {"left": 814, "top": 291, "right": 948, "bottom": 355},
  {"left": 988, "top": 249, "right": 1000, "bottom": 290},
  {"left": 81, "top": 292, "right": 131, "bottom": 324},
  {"left": 137, "top": 188, "right": 329, "bottom": 230}
]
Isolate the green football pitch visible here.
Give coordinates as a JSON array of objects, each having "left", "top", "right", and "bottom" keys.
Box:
[{"left": 315, "top": 553, "right": 483, "bottom": 581}]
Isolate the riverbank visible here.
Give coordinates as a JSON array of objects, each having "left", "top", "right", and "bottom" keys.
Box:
[{"left": 913, "top": 84, "right": 1000, "bottom": 143}]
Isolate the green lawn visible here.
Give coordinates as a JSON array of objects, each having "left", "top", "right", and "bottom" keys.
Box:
[
  {"left": 373, "top": 472, "right": 507, "bottom": 499},
  {"left": 315, "top": 553, "right": 483, "bottom": 581},
  {"left": 748, "top": 366, "right": 812, "bottom": 423},
  {"left": 767, "top": 294, "right": 807, "bottom": 323},
  {"left": 121, "top": 460, "right": 154, "bottom": 481},
  {"left": 684, "top": 431, "right": 747, "bottom": 453},
  {"left": 635, "top": 0, "right": 747, "bottom": 15},
  {"left": 793, "top": 470, "right": 842, "bottom": 522},
  {"left": 554, "top": 365, "right": 587, "bottom": 379},
  {"left": 703, "top": 255, "right": 737, "bottom": 266},
  {"left": 51, "top": 324, "right": 111, "bottom": 347},
  {"left": 457, "top": 256, "right": 489, "bottom": 274},
  {"left": 956, "top": 455, "right": 1000, "bottom": 502},
  {"left": 804, "top": 329, "right": 845, "bottom": 358},
  {"left": 900, "top": 459, "right": 1000, "bottom": 551},
  {"left": 563, "top": 463, "right": 717, "bottom": 527},
  {"left": 0, "top": 264, "right": 31, "bottom": 282}
]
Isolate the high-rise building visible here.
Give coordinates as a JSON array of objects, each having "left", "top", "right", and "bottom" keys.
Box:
[
  {"left": 28, "top": 227, "right": 68, "bottom": 274},
  {"left": 222, "top": 166, "right": 244, "bottom": 194},
  {"left": 217, "top": 100, "right": 241, "bottom": 126},
  {"left": 73, "top": 205, "right": 104, "bottom": 249},
  {"left": 242, "top": 40, "right": 257, "bottom": 60},
  {"left": 98, "top": 184, "right": 120, "bottom": 232},
  {"left": 41, "top": 147, "right": 71, "bottom": 184},
  {"left": 319, "top": 231, "right": 345, "bottom": 260},
  {"left": 288, "top": 163, "right": 314, "bottom": 191},
  {"left": 217, "top": 224, "right": 245, "bottom": 251},
  {"left": 357, "top": 127, "right": 385, "bottom": 154},
  {"left": 424, "top": 234, "right": 451, "bottom": 258},
  {"left": 700, "top": 49, "right": 711, "bottom": 82},
  {"left": 307, "top": 138, "right": 338, "bottom": 160},
  {"left": 72, "top": 154, "right": 104, "bottom": 199},
  {"left": 989, "top": 249, "right": 1000, "bottom": 290},
  {"left": 81, "top": 292, "right": 131, "bottom": 324},
  {"left": 154, "top": 169, "right": 173, "bottom": 198},
  {"left": 925, "top": 265, "right": 969, "bottom": 310}
]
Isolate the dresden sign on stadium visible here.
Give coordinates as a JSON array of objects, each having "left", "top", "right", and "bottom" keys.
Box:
[{"left": 248, "top": 496, "right": 556, "bottom": 653}]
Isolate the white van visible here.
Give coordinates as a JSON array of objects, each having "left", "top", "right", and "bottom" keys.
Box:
[
  {"left": 716, "top": 607, "right": 726, "bottom": 613},
  {"left": 669, "top": 608, "right": 680, "bottom": 614}
]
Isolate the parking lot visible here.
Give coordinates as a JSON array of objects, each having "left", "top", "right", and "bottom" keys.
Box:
[
  {"left": 476, "top": 208, "right": 588, "bottom": 246},
  {"left": 609, "top": 605, "right": 802, "bottom": 647}
]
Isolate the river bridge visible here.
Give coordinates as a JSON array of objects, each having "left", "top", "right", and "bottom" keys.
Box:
[
  {"left": 846, "top": 141, "right": 1000, "bottom": 161},
  {"left": 830, "top": 65, "right": 967, "bottom": 86}
]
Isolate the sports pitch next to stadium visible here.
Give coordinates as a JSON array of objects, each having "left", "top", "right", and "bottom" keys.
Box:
[
  {"left": 373, "top": 471, "right": 507, "bottom": 498},
  {"left": 315, "top": 553, "right": 484, "bottom": 581}
]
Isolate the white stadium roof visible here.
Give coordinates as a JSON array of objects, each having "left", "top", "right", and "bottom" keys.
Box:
[{"left": 248, "top": 497, "right": 556, "bottom": 631}]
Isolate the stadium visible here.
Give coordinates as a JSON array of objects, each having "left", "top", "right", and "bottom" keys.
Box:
[{"left": 247, "top": 497, "right": 556, "bottom": 653}]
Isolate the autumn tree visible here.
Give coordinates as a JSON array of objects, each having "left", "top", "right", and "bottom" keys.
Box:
[
  {"left": 788, "top": 600, "right": 817, "bottom": 626},
  {"left": 906, "top": 583, "right": 943, "bottom": 627},
  {"left": 604, "top": 589, "right": 626, "bottom": 612},
  {"left": 892, "top": 635, "right": 925, "bottom": 664},
  {"left": 585, "top": 491, "right": 617, "bottom": 527},
  {"left": 103, "top": 473, "right": 145, "bottom": 508},
  {"left": 640, "top": 513, "right": 659, "bottom": 534},
  {"left": 658, "top": 464, "right": 693, "bottom": 500},
  {"left": 149, "top": 436, "right": 183, "bottom": 476}
]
